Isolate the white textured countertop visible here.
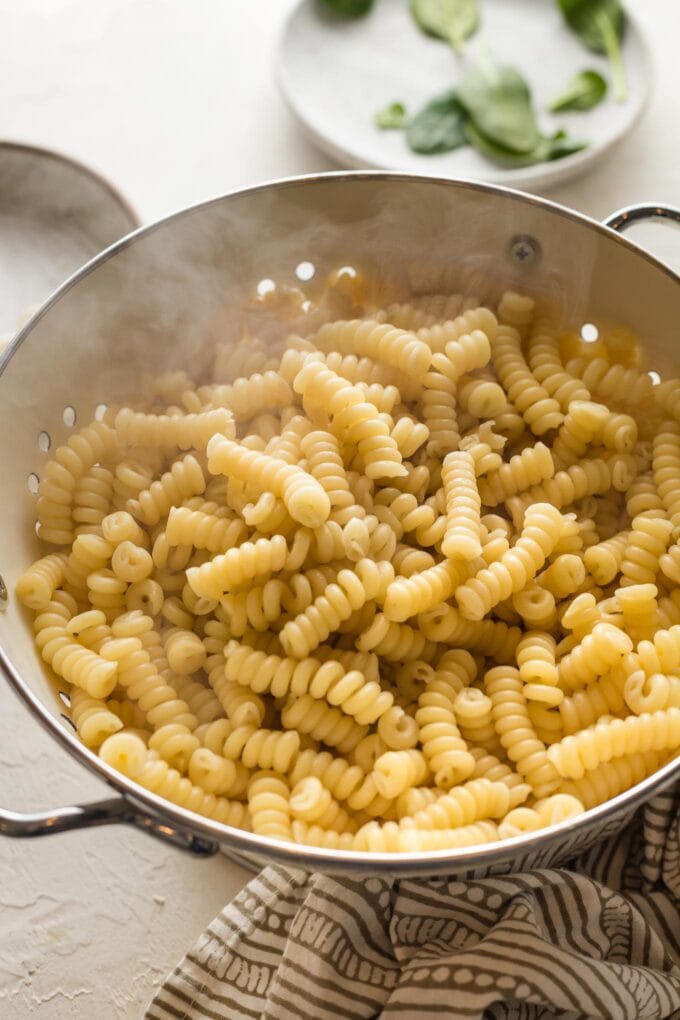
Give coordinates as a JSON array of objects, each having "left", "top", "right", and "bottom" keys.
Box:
[{"left": 1, "top": 1, "right": 679, "bottom": 1016}]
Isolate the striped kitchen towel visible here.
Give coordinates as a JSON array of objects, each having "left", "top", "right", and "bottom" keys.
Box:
[{"left": 146, "top": 784, "right": 680, "bottom": 1020}]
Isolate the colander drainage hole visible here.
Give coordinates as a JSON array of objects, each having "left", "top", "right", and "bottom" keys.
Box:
[
  {"left": 94, "top": 403, "right": 108, "bottom": 421},
  {"left": 256, "top": 278, "right": 276, "bottom": 296},
  {"left": 62, "top": 406, "right": 77, "bottom": 427},
  {"left": 295, "top": 261, "right": 315, "bottom": 282},
  {"left": 58, "top": 690, "right": 71, "bottom": 707},
  {"left": 60, "top": 713, "right": 76, "bottom": 732},
  {"left": 0, "top": 574, "right": 6, "bottom": 608},
  {"left": 27, "top": 473, "right": 39, "bottom": 494},
  {"left": 37, "top": 431, "right": 50, "bottom": 452}
]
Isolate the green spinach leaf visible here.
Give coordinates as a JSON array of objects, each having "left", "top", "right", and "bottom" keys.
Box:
[
  {"left": 320, "top": 0, "right": 374, "bottom": 17},
  {"left": 410, "top": 0, "right": 479, "bottom": 54},
  {"left": 457, "top": 58, "right": 540, "bottom": 154},
  {"left": 465, "top": 120, "right": 586, "bottom": 166},
  {"left": 375, "top": 102, "right": 407, "bottom": 129},
  {"left": 549, "top": 69, "right": 607, "bottom": 111},
  {"left": 543, "top": 129, "right": 589, "bottom": 161},
  {"left": 557, "top": 0, "right": 627, "bottom": 101},
  {"left": 405, "top": 89, "right": 467, "bottom": 154}
]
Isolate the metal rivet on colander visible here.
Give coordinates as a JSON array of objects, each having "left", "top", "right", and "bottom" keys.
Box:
[{"left": 508, "top": 234, "right": 541, "bottom": 267}]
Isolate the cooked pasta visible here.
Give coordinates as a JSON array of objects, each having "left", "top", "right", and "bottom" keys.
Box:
[
  {"left": 441, "top": 450, "right": 483, "bottom": 560},
  {"left": 17, "top": 268, "right": 680, "bottom": 851}
]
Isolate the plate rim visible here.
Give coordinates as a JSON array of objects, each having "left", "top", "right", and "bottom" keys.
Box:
[
  {"left": 0, "top": 139, "right": 140, "bottom": 230},
  {"left": 276, "top": 0, "right": 654, "bottom": 190}
]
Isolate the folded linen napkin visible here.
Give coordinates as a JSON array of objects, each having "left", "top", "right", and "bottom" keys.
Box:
[{"left": 146, "top": 784, "right": 680, "bottom": 1020}]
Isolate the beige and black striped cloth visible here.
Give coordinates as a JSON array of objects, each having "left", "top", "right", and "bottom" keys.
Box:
[{"left": 147, "top": 784, "right": 680, "bottom": 1020}]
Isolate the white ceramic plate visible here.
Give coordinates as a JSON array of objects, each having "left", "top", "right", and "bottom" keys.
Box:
[{"left": 277, "top": 0, "right": 651, "bottom": 190}]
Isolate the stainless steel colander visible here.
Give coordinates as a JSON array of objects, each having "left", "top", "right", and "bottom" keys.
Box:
[{"left": 1, "top": 172, "right": 679, "bottom": 876}]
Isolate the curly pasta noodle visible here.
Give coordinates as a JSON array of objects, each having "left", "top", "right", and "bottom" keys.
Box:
[
  {"left": 616, "top": 583, "right": 661, "bottom": 644},
  {"left": 221, "top": 724, "right": 300, "bottom": 772},
  {"left": 207, "top": 434, "right": 330, "bottom": 528},
  {"left": 18, "top": 269, "right": 680, "bottom": 855},
  {"left": 416, "top": 663, "right": 475, "bottom": 787},
  {"left": 194, "top": 370, "right": 293, "bottom": 419},
  {"left": 547, "top": 709, "right": 680, "bottom": 779},
  {"left": 537, "top": 554, "right": 586, "bottom": 600},
  {"left": 491, "top": 323, "right": 563, "bottom": 435},
  {"left": 455, "top": 503, "right": 563, "bottom": 621},
  {"left": 100, "top": 734, "right": 249, "bottom": 828},
  {"left": 401, "top": 777, "right": 529, "bottom": 832},
  {"left": 420, "top": 360, "right": 460, "bottom": 458},
  {"left": 115, "top": 407, "right": 234, "bottom": 449},
  {"left": 452, "top": 687, "right": 501, "bottom": 756},
  {"left": 390, "top": 416, "right": 429, "bottom": 458},
  {"left": 417, "top": 306, "right": 497, "bottom": 353},
  {"left": 557, "top": 622, "right": 633, "bottom": 692},
  {"left": 568, "top": 357, "right": 653, "bottom": 407},
  {"left": 550, "top": 401, "right": 609, "bottom": 469},
  {"left": 288, "top": 749, "right": 390, "bottom": 818},
  {"left": 281, "top": 694, "right": 368, "bottom": 754},
  {"left": 441, "top": 450, "right": 483, "bottom": 560},
  {"left": 460, "top": 424, "right": 504, "bottom": 477},
  {"left": 224, "top": 641, "right": 392, "bottom": 725},
  {"left": 485, "top": 666, "right": 561, "bottom": 798},
  {"left": 299, "top": 429, "right": 353, "bottom": 509},
  {"left": 620, "top": 514, "right": 674, "bottom": 587},
  {"left": 289, "top": 776, "right": 357, "bottom": 834},
  {"left": 584, "top": 531, "right": 630, "bottom": 585},
  {"left": 527, "top": 315, "right": 589, "bottom": 411},
  {"left": 187, "top": 747, "right": 239, "bottom": 796},
  {"left": 372, "top": 488, "right": 434, "bottom": 541},
  {"left": 560, "top": 750, "right": 662, "bottom": 809},
  {"left": 356, "top": 613, "right": 436, "bottom": 663},
  {"left": 355, "top": 818, "right": 499, "bottom": 852},
  {"left": 279, "top": 560, "right": 393, "bottom": 659},
  {"left": 34, "top": 602, "right": 118, "bottom": 699},
  {"left": 165, "top": 505, "right": 247, "bottom": 556},
  {"left": 73, "top": 465, "right": 114, "bottom": 536},
  {"left": 372, "top": 749, "right": 428, "bottom": 798},
  {"left": 652, "top": 423, "right": 680, "bottom": 527},
  {"left": 314, "top": 319, "right": 432, "bottom": 378},
  {"left": 294, "top": 358, "right": 407, "bottom": 480},
  {"left": 384, "top": 559, "right": 470, "bottom": 623},
  {"left": 478, "top": 442, "right": 554, "bottom": 506},
  {"left": 626, "top": 472, "right": 664, "bottom": 519},
  {"left": 458, "top": 375, "right": 507, "bottom": 419},
  {"left": 148, "top": 722, "right": 200, "bottom": 772},
  {"left": 419, "top": 604, "right": 520, "bottom": 661},
  {"left": 318, "top": 350, "right": 419, "bottom": 402},
  {"left": 516, "top": 631, "right": 561, "bottom": 706},
  {"left": 16, "top": 552, "right": 69, "bottom": 610},
  {"left": 37, "top": 422, "right": 118, "bottom": 544},
  {"left": 128, "top": 455, "right": 206, "bottom": 527},
  {"left": 186, "top": 534, "right": 288, "bottom": 600},
  {"left": 70, "top": 687, "right": 123, "bottom": 748}
]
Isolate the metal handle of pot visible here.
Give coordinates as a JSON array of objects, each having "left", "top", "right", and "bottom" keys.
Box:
[
  {"left": 0, "top": 796, "right": 219, "bottom": 856},
  {"left": 604, "top": 203, "right": 680, "bottom": 234}
]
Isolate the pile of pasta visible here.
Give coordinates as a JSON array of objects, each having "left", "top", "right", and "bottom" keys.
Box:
[{"left": 16, "top": 267, "right": 680, "bottom": 853}]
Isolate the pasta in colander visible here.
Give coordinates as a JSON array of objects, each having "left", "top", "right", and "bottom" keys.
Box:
[{"left": 16, "top": 268, "right": 680, "bottom": 852}]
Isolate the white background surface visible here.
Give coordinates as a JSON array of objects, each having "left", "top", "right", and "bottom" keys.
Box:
[{"left": 0, "top": 1, "right": 679, "bottom": 1017}]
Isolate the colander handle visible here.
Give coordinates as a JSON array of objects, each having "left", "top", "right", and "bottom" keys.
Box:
[
  {"left": 604, "top": 203, "right": 680, "bottom": 234},
  {"left": 0, "top": 797, "right": 219, "bottom": 856}
]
